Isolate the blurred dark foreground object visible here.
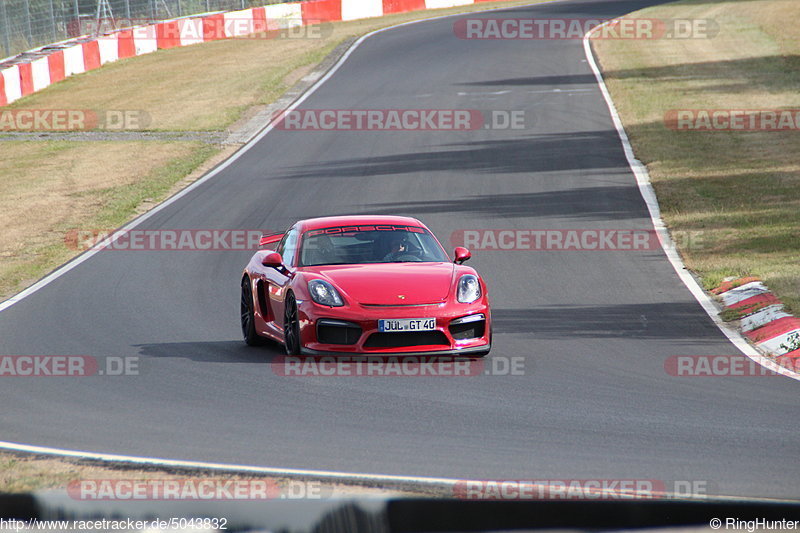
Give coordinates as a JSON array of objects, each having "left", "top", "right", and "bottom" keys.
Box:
[{"left": 2, "top": 493, "right": 800, "bottom": 533}]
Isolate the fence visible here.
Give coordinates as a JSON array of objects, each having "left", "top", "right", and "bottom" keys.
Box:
[{"left": 0, "top": 0, "right": 298, "bottom": 59}]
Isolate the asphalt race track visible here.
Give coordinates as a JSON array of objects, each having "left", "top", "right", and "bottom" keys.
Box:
[{"left": 1, "top": 0, "right": 798, "bottom": 500}]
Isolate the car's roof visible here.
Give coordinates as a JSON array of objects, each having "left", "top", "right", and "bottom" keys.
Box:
[{"left": 298, "top": 215, "right": 425, "bottom": 232}]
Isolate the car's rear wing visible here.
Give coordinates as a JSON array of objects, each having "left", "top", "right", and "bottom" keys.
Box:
[{"left": 259, "top": 232, "right": 284, "bottom": 248}]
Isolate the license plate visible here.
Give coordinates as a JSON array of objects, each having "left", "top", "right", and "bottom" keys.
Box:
[{"left": 378, "top": 318, "right": 436, "bottom": 332}]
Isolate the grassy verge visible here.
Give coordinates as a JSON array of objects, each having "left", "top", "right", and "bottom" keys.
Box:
[
  {"left": 0, "top": 0, "right": 548, "bottom": 302},
  {"left": 0, "top": 141, "right": 220, "bottom": 299},
  {"left": 0, "top": 0, "right": 548, "bottom": 490},
  {"left": 0, "top": 451, "right": 422, "bottom": 496},
  {"left": 591, "top": 0, "right": 800, "bottom": 312},
  {"left": 3, "top": 1, "right": 551, "bottom": 132}
]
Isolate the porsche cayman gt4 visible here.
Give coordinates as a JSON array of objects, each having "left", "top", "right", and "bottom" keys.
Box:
[{"left": 240, "top": 215, "right": 491, "bottom": 356}]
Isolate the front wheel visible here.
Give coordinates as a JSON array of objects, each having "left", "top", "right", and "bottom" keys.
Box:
[
  {"left": 241, "top": 277, "right": 266, "bottom": 346},
  {"left": 283, "top": 293, "right": 301, "bottom": 355}
]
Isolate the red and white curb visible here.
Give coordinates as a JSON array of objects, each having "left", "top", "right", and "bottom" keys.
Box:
[
  {"left": 0, "top": 0, "right": 510, "bottom": 107},
  {"left": 0, "top": 1, "right": 796, "bottom": 491},
  {"left": 712, "top": 277, "right": 800, "bottom": 371},
  {"left": 583, "top": 23, "right": 800, "bottom": 382}
]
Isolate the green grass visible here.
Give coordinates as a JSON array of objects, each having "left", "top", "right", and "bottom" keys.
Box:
[
  {"left": 1, "top": 0, "right": 552, "bottom": 304},
  {"left": 592, "top": 0, "right": 800, "bottom": 312},
  {"left": 0, "top": 141, "right": 217, "bottom": 299}
]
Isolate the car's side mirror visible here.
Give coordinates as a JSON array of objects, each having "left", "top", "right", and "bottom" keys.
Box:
[
  {"left": 454, "top": 247, "right": 471, "bottom": 264},
  {"left": 262, "top": 252, "right": 284, "bottom": 269}
]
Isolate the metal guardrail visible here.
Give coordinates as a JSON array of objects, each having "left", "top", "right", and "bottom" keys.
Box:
[{"left": 0, "top": 0, "right": 298, "bottom": 60}]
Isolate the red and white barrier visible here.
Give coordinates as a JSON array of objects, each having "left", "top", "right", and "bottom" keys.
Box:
[
  {"left": 132, "top": 25, "right": 159, "bottom": 56},
  {"left": 82, "top": 40, "right": 102, "bottom": 71},
  {"left": 0, "top": 0, "right": 511, "bottom": 106},
  {"left": 342, "top": 0, "right": 382, "bottom": 21},
  {"left": 18, "top": 63, "right": 34, "bottom": 98},
  {"left": 98, "top": 34, "right": 119, "bottom": 64},
  {"left": 47, "top": 51, "right": 65, "bottom": 84},
  {"left": 713, "top": 277, "right": 800, "bottom": 371},
  {"left": 179, "top": 18, "right": 205, "bottom": 46},
  {"left": 156, "top": 20, "right": 182, "bottom": 49},
  {"left": 224, "top": 9, "right": 256, "bottom": 38},
  {"left": 425, "top": 0, "right": 473, "bottom": 8},
  {"left": 63, "top": 43, "right": 86, "bottom": 76},
  {"left": 0, "top": 66, "right": 22, "bottom": 105},
  {"left": 30, "top": 56, "right": 51, "bottom": 92},
  {"left": 265, "top": 3, "right": 304, "bottom": 29},
  {"left": 383, "top": 0, "right": 427, "bottom": 15},
  {"left": 202, "top": 14, "right": 226, "bottom": 41}
]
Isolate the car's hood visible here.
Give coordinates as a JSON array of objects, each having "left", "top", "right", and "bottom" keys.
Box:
[{"left": 307, "top": 262, "right": 455, "bottom": 305}]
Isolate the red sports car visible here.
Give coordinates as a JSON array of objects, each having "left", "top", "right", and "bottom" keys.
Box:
[{"left": 240, "top": 215, "right": 491, "bottom": 356}]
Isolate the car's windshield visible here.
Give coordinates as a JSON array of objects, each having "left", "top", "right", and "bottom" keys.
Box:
[{"left": 299, "top": 226, "right": 449, "bottom": 266}]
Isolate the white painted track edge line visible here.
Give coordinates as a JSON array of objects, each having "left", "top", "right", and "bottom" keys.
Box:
[
  {"left": 0, "top": 0, "right": 577, "bottom": 486},
  {"left": 1, "top": 0, "right": 796, "bottom": 491},
  {"left": 0, "top": 440, "right": 458, "bottom": 486},
  {"left": 581, "top": 25, "right": 800, "bottom": 382},
  {"left": 2, "top": 441, "right": 794, "bottom": 502},
  {"left": 0, "top": 21, "right": 371, "bottom": 314},
  {"left": 0, "top": 0, "right": 564, "bottom": 315}
]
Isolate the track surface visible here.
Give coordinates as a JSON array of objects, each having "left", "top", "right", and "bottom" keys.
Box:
[{"left": 1, "top": 0, "right": 798, "bottom": 500}]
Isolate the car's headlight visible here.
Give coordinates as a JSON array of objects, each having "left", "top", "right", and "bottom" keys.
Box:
[
  {"left": 457, "top": 275, "right": 481, "bottom": 303},
  {"left": 308, "top": 279, "right": 344, "bottom": 307}
]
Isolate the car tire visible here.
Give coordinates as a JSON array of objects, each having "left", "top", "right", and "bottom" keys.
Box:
[
  {"left": 283, "top": 292, "right": 302, "bottom": 356},
  {"left": 241, "top": 276, "right": 266, "bottom": 346}
]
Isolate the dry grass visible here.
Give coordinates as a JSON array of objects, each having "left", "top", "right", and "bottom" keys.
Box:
[
  {"left": 0, "top": 141, "right": 217, "bottom": 299},
  {"left": 0, "top": 452, "right": 414, "bottom": 496},
  {"left": 0, "top": 0, "right": 548, "bottom": 302},
  {"left": 3, "top": 0, "right": 550, "bottom": 131},
  {"left": 0, "top": 0, "right": 549, "bottom": 494},
  {"left": 592, "top": 0, "right": 800, "bottom": 311}
]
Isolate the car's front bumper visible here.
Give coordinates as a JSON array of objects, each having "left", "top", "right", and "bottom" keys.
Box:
[
  {"left": 299, "top": 343, "right": 491, "bottom": 357},
  {"left": 296, "top": 300, "right": 491, "bottom": 356}
]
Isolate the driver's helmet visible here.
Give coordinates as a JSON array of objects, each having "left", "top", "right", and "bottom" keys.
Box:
[
  {"left": 388, "top": 232, "right": 407, "bottom": 248},
  {"left": 380, "top": 231, "right": 408, "bottom": 259}
]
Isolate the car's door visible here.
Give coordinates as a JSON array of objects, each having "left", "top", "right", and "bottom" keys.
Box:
[{"left": 263, "top": 226, "right": 299, "bottom": 333}]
